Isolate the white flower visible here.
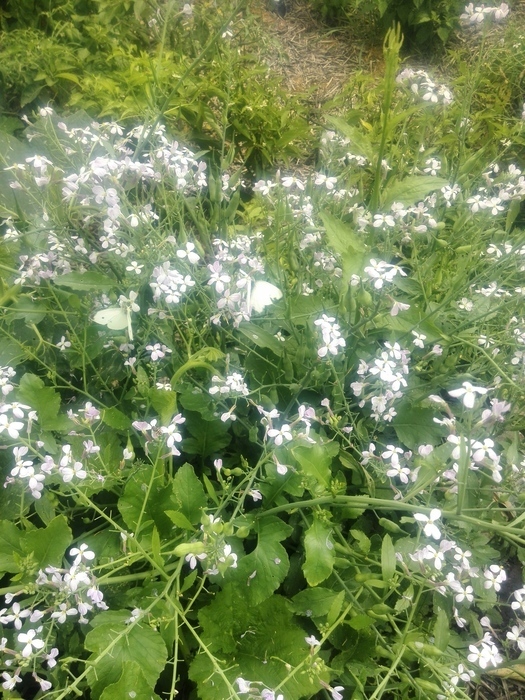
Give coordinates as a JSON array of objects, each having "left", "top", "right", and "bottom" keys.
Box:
[
  {"left": 51, "top": 603, "right": 78, "bottom": 624},
  {"left": 305, "top": 635, "right": 320, "bottom": 647},
  {"left": 414, "top": 508, "right": 442, "bottom": 539},
  {"left": 411, "top": 331, "right": 426, "bottom": 349},
  {"left": 331, "top": 686, "right": 344, "bottom": 700},
  {"left": 2, "top": 671, "right": 22, "bottom": 690},
  {"left": 267, "top": 424, "right": 293, "bottom": 446},
  {"left": 56, "top": 335, "right": 71, "bottom": 351},
  {"left": 0, "top": 414, "right": 24, "bottom": 439},
  {"left": 70, "top": 543, "right": 96, "bottom": 564},
  {"left": 236, "top": 677, "right": 252, "bottom": 694},
  {"left": 448, "top": 381, "right": 488, "bottom": 408},
  {"left": 18, "top": 628, "right": 45, "bottom": 657}
]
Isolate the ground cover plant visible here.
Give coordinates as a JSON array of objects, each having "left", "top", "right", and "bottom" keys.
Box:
[
  {"left": 0, "top": 2, "right": 525, "bottom": 699},
  {"left": 0, "top": 0, "right": 310, "bottom": 172}
]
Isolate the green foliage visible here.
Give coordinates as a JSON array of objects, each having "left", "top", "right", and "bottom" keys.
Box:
[
  {"left": 0, "top": 7, "right": 525, "bottom": 700},
  {"left": 85, "top": 610, "right": 168, "bottom": 700},
  {"left": 307, "top": 0, "right": 464, "bottom": 48}
]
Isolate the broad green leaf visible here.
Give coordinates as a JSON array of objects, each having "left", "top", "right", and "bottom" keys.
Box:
[
  {"left": 23, "top": 515, "right": 72, "bottom": 568},
  {"left": 18, "top": 373, "right": 72, "bottom": 431},
  {"left": 190, "top": 586, "right": 327, "bottom": 700},
  {"left": 103, "top": 406, "right": 132, "bottom": 430},
  {"left": 171, "top": 463, "right": 207, "bottom": 525},
  {"left": 237, "top": 323, "right": 284, "bottom": 356},
  {"left": 183, "top": 412, "right": 231, "bottom": 457},
  {"left": 179, "top": 388, "right": 216, "bottom": 420},
  {"left": 348, "top": 614, "right": 375, "bottom": 630},
  {"left": 381, "top": 175, "right": 449, "bottom": 208},
  {"left": 9, "top": 297, "right": 49, "bottom": 324},
  {"left": 118, "top": 466, "right": 174, "bottom": 538},
  {"left": 381, "top": 534, "right": 396, "bottom": 581},
  {"left": 148, "top": 388, "right": 177, "bottom": 425},
  {"left": 230, "top": 516, "right": 292, "bottom": 605},
  {"left": 53, "top": 271, "right": 116, "bottom": 291},
  {"left": 293, "top": 443, "right": 332, "bottom": 493},
  {"left": 325, "top": 116, "right": 375, "bottom": 160},
  {"left": 291, "top": 587, "right": 343, "bottom": 617},
  {"left": 0, "top": 520, "right": 24, "bottom": 573},
  {"left": 33, "top": 492, "right": 56, "bottom": 525},
  {"left": 303, "top": 516, "right": 335, "bottom": 586},
  {"left": 506, "top": 198, "right": 522, "bottom": 233},
  {"left": 320, "top": 211, "right": 366, "bottom": 256},
  {"left": 393, "top": 404, "right": 445, "bottom": 450},
  {"left": 85, "top": 610, "right": 167, "bottom": 700},
  {"left": 99, "top": 661, "right": 161, "bottom": 700},
  {"left": 0, "top": 337, "right": 24, "bottom": 366}
]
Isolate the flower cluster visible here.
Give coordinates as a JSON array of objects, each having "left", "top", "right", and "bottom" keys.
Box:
[
  {"left": 5, "top": 117, "right": 207, "bottom": 287},
  {"left": 466, "top": 163, "right": 525, "bottom": 216},
  {"left": 460, "top": 3, "right": 510, "bottom": 25},
  {"left": 314, "top": 315, "right": 346, "bottom": 358},
  {"left": 132, "top": 412, "right": 186, "bottom": 456},
  {"left": 207, "top": 236, "right": 282, "bottom": 327},
  {"left": 351, "top": 342, "right": 410, "bottom": 421},
  {"left": 181, "top": 514, "right": 238, "bottom": 576},
  {"left": 396, "top": 68, "right": 453, "bottom": 105},
  {"left": 0, "top": 544, "right": 105, "bottom": 693}
]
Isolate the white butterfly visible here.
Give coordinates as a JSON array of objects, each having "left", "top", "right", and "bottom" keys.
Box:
[
  {"left": 247, "top": 280, "right": 283, "bottom": 314},
  {"left": 93, "top": 307, "right": 133, "bottom": 339}
]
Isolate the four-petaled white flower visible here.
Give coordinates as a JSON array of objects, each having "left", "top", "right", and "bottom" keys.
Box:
[
  {"left": 448, "top": 381, "right": 488, "bottom": 408},
  {"left": 18, "top": 628, "right": 45, "bottom": 657},
  {"left": 414, "top": 508, "right": 442, "bottom": 540},
  {"left": 267, "top": 424, "right": 293, "bottom": 446}
]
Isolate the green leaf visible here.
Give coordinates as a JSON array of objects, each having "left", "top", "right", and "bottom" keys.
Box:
[
  {"left": 320, "top": 211, "right": 366, "bottom": 256},
  {"left": 327, "top": 590, "right": 345, "bottom": 626},
  {"left": 53, "top": 271, "right": 116, "bottom": 291},
  {"left": 17, "top": 373, "right": 71, "bottom": 431},
  {"left": 325, "top": 116, "right": 375, "bottom": 160},
  {"left": 103, "top": 407, "right": 132, "bottom": 430},
  {"left": 148, "top": 388, "right": 177, "bottom": 425},
  {"left": 9, "top": 297, "right": 49, "bottom": 324},
  {"left": 350, "top": 529, "right": 371, "bottom": 554},
  {"left": 171, "top": 463, "right": 207, "bottom": 525},
  {"left": 291, "top": 587, "right": 343, "bottom": 618},
  {"left": 433, "top": 608, "right": 450, "bottom": 651},
  {"left": 99, "top": 661, "right": 161, "bottom": 700},
  {"left": 118, "top": 466, "right": 174, "bottom": 538},
  {"left": 0, "top": 520, "right": 24, "bottom": 573},
  {"left": 183, "top": 412, "right": 231, "bottom": 457},
  {"left": 23, "top": 515, "right": 72, "bottom": 568},
  {"left": 348, "top": 614, "right": 375, "bottom": 630},
  {"left": 230, "top": 516, "right": 292, "bottom": 605},
  {"left": 55, "top": 72, "right": 82, "bottom": 84},
  {"left": 237, "top": 323, "right": 284, "bottom": 356},
  {"left": 381, "top": 175, "right": 449, "bottom": 208},
  {"left": 303, "top": 516, "right": 335, "bottom": 586},
  {"left": 85, "top": 610, "right": 167, "bottom": 700},
  {"left": 381, "top": 534, "right": 396, "bottom": 581},
  {"left": 293, "top": 443, "right": 332, "bottom": 493},
  {"left": 393, "top": 404, "right": 444, "bottom": 450},
  {"left": 190, "top": 587, "right": 327, "bottom": 700},
  {"left": 165, "top": 510, "right": 194, "bottom": 531}
]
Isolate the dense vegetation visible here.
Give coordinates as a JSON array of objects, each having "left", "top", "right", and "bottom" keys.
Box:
[{"left": 0, "top": 2, "right": 524, "bottom": 699}]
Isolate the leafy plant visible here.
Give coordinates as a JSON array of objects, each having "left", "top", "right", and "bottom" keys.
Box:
[{"left": 0, "top": 8, "right": 525, "bottom": 700}]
